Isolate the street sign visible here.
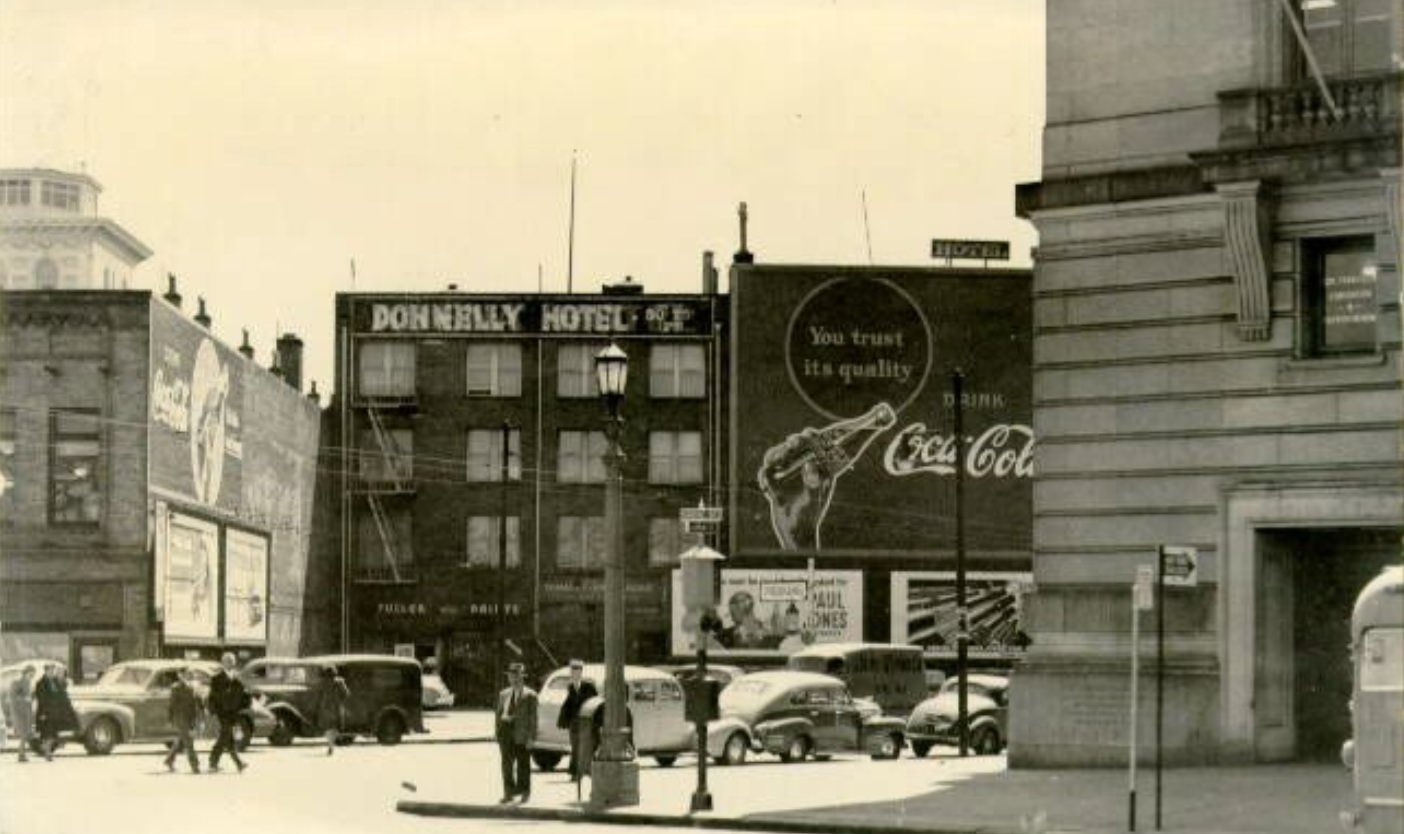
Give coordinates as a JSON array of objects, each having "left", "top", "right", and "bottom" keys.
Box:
[
  {"left": 1161, "top": 546, "right": 1198, "bottom": 587},
  {"left": 931, "top": 239, "right": 1011, "bottom": 261},
  {"left": 1135, "top": 566, "right": 1155, "bottom": 611},
  {"left": 681, "top": 504, "right": 724, "bottom": 535}
]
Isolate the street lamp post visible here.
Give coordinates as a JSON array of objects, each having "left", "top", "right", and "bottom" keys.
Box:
[{"left": 591, "top": 343, "right": 639, "bottom": 809}]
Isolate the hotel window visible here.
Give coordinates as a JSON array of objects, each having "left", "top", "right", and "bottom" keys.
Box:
[
  {"left": 467, "top": 427, "right": 521, "bottom": 482},
  {"left": 649, "top": 344, "right": 706, "bottom": 398},
  {"left": 557, "top": 430, "right": 607, "bottom": 483},
  {"left": 40, "top": 180, "right": 80, "bottom": 211},
  {"left": 358, "top": 428, "right": 413, "bottom": 483},
  {"left": 34, "top": 258, "right": 58, "bottom": 290},
  {"left": 556, "top": 516, "right": 606, "bottom": 570},
  {"left": 1301, "top": 237, "right": 1378, "bottom": 356},
  {"left": 358, "top": 341, "right": 416, "bottom": 397},
  {"left": 557, "top": 342, "right": 606, "bottom": 398},
  {"left": 648, "top": 517, "right": 684, "bottom": 566},
  {"left": 1295, "top": 0, "right": 1398, "bottom": 77},
  {"left": 465, "top": 516, "right": 520, "bottom": 568},
  {"left": 648, "top": 431, "right": 703, "bottom": 484},
  {"left": 0, "top": 179, "right": 29, "bottom": 206},
  {"left": 355, "top": 508, "right": 414, "bottom": 581},
  {"left": 49, "top": 409, "right": 101, "bottom": 525},
  {"left": 466, "top": 343, "right": 522, "bottom": 397},
  {"left": 0, "top": 409, "right": 15, "bottom": 520}
]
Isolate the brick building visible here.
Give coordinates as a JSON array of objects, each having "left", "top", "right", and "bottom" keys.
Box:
[
  {"left": 1012, "top": 1, "right": 1401, "bottom": 765},
  {"left": 0, "top": 287, "right": 324, "bottom": 676},
  {"left": 331, "top": 276, "right": 726, "bottom": 704}
]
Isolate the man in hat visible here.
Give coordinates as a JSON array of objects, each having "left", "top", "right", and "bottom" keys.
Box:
[
  {"left": 555, "top": 660, "right": 597, "bottom": 781},
  {"left": 495, "top": 662, "right": 537, "bottom": 803}
]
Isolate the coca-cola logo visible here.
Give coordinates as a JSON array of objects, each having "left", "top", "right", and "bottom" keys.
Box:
[{"left": 883, "top": 422, "right": 1035, "bottom": 478}]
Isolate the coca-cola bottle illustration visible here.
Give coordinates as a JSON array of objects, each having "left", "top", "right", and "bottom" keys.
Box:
[{"left": 758, "top": 402, "right": 897, "bottom": 550}]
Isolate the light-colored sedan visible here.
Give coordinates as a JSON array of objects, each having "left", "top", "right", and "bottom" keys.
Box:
[
  {"left": 421, "top": 673, "right": 454, "bottom": 710},
  {"left": 531, "top": 663, "right": 694, "bottom": 771}
]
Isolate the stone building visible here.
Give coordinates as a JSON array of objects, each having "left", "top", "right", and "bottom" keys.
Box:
[{"left": 1013, "top": 1, "right": 1401, "bottom": 765}]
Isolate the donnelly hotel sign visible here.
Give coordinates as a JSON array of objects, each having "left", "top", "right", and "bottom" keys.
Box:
[{"left": 357, "top": 298, "right": 714, "bottom": 336}]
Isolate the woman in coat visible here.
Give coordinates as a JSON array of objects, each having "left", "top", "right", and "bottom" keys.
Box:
[
  {"left": 34, "top": 664, "right": 79, "bottom": 760},
  {"left": 6, "top": 666, "right": 37, "bottom": 762},
  {"left": 315, "top": 665, "right": 350, "bottom": 756}
]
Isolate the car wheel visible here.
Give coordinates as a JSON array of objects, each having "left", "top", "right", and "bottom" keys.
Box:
[
  {"left": 654, "top": 755, "right": 678, "bottom": 768},
  {"left": 532, "top": 751, "right": 562, "bottom": 772},
  {"left": 872, "top": 732, "right": 902, "bottom": 760},
  {"left": 718, "top": 732, "right": 748, "bottom": 766},
  {"left": 376, "top": 713, "right": 406, "bottom": 746},
  {"left": 233, "top": 717, "right": 254, "bottom": 752},
  {"left": 781, "top": 735, "right": 810, "bottom": 763},
  {"left": 84, "top": 717, "right": 119, "bottom": 755},
  {"left": 910, "top": 740, "right": 932, "bottom": 758},
  {"left": 269, "top": 715, "right": 296, "bottom": 747},
  {"left": 972, "top": 726, "right": 1002, "bottom": 755}
]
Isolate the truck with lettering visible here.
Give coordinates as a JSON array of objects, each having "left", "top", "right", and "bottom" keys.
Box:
[{"left": 785, "top": 643, "right": 926, "bottom": 716}]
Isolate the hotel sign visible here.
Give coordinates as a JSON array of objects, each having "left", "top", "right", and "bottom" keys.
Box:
[
  {"left": 931, "top": 239, "right": 1010, "bottom": 261},
  {"left": 359, "top": 297, "right": 714, "bottom": 337}
]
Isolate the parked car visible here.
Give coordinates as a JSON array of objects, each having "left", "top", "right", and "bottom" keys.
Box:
[
  {"left": 63, "top": 659, "right": 276, "bottom": 755},
  {"left": 704, "top": 670, "right": 906, "bottom": 766},
  {"left": 421, "top": 672, "right": 455, "bottom": 710},
  {"left": 905, "top": 673, "right": 1009, "bottom": 757},
  {"left": 241, "top": 654, "right": 425, "bottom": 746},
  {"left": 531, "top": 663, "right": 693, "bottom": 771}
]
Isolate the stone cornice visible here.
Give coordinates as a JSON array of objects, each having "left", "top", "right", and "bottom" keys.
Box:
[{"left": 0, "top": 217, "right": 153, "bottom": 262}]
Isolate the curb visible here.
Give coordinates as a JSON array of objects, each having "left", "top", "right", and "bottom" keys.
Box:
[{"left": 396, "top": 800, "right": 1003, "bottom": 834}]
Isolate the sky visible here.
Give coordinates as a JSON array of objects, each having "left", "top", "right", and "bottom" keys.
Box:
[{"left": 0, "top": 0, "right": 1045, "bottom": 392}]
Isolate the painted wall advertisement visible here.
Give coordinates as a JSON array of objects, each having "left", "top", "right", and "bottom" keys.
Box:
[
  {"left": 224, "top": 528, "right": 269, "bottom": 645},
  {"left": 149, "top": 300, "right": 320, "bottom": 654},
  {"left": 890, "top": 571, "right": 1033, "bottom": 660},
  {"left": 671, "top": 569, "right": 863, "bottom": 657},
  {"left": 730, "top": 266, "right": 1033, "bottom": 560}
]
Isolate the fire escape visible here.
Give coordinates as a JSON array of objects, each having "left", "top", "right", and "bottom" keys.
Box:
[{"left": 353, "top": 369, "right": 417, "bottom": 585}]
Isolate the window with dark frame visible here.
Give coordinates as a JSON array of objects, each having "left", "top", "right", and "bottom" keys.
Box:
[
  {"left": 0, "top": 409, "right": 15, "bottom": 520},
  {"left": 466, "top": 342, "right": 522, "bottom": 397},
  {"left": 556, "top": 515, "right": 605, "bottom": 570},
  {"left": 465, "top": 516, "right": 521, "bottom": 568},
  {"left": 1292, "top": 0, "right": 1399, "bottom": 79},
  {"left": 358, "top": 428, "right": 414, "bottom": 482},
  {"left": 557, "top": 430, "right": 607, "bottom": 483},
  {"left": 649, "top": 344, "right": 706, "bottom": 398},
  {"left": 355, "top": 507, "right": 414, "bottom": 580},
  {"left": 40, "top": 180, "right": 80, "bottom": 211},
  {"left": 467, "top": 427, "right": 521, "bottom": 482},
  {"left": 358, "top": 341, "right": 417, "bottom": 397},
  {"left": 648, "top": 430, "right": 703, "bottom": 484},
  {"left": 648, "top": 517, "right": 684, "bottom": 566},
  {"left": 0, "top": 179, "right": 30, "bottom": 206},
  {"left": 49, "top": 409, "right": 102, "bottom": 525},
  {"left": 557, "top": 342, "right": 606, "bottom": 398},
  {"left": 1301, "top": 236, "right": 1379, "bottom": 356}
]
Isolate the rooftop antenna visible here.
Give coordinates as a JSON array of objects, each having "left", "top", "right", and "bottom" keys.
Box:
[
  {"left": 733, "top": 202, "right": 754, "bottom": 264},
  {"left": 538, "top": 263, "right": 544, "bottom": 294},
  {"left": 350, "top": 258, "right": 357, "bottom": 290},
  {"left": 861, "top": 189, "right": 874, "bottom": 265},
  {"left": 566, "top": 150, "right": 578, "bottom": 293}
]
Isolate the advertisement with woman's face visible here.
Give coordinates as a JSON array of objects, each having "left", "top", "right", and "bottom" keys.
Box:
[
  {"left": 672, "top": 569, "right": 863, "bottom": 657},
  {"left": 164, "top": 512, "right": 220, "bottom": 644}
]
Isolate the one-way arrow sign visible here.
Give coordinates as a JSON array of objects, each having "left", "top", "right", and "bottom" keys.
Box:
[{"left": 1160, "top": 546, "right": 1198, "bottom": 587}]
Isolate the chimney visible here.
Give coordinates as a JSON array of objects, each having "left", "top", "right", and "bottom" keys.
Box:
[
  {"left": 238, "top": 329, "right": 255, "bottom": 359},
  {"left": 194, "top": 296, "right": 211, "bottom": 329},
  {"left": 276, "top": 332, "right": 304, "bottom": 391},
  {"left": 702, "top": 251, "right": 718, "bottom": 295},
  {"left": 163, "top": 274, "right": 183, "bottom": 309},
  {"left": 307, "top": 380, "right": 321, "bottom": 405},
  {"left": 269, "top": 347, "right": 284, "bottom": 380},
  {"left": 602, "top": 275, "right": 644, "bottom": 296},
  {"left": 733, "top": 202, "right": 754, "bottom": 264}
]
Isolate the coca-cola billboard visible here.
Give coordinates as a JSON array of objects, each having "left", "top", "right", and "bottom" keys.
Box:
[{"left": 731, "top": 265, "right": 1032, "bottom": 561}]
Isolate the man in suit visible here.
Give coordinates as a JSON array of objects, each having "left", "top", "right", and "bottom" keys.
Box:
[
  {"left": 495, "top": 662, "right": 537, "bottom": 804},
  {"left": 555, "top": 659, "right": 598, "bottom": 781}
]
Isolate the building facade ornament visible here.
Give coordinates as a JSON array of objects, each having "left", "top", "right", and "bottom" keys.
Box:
[{"left": 1217, "top": 180, "right": 1273, "bottom": 342}]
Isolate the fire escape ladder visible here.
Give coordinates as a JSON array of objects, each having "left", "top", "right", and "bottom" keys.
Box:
[
  {"left": 366, "top": 492, "right": 403, "bottom": 582},
  {"left": 365, "top": 406, "right": 409, "bottom": 492}
]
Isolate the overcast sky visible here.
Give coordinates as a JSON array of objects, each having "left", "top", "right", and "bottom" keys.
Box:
[{"left": 1, "top": 0, "right": 1044, "bottom": 391}]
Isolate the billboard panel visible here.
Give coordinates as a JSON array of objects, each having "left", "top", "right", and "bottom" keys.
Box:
[
  {"left": 731, "top": 266, "right": 1032, "bottom": 560},
  {"left": 224, "top": 528, "right": 269, "bottom": 645},
  {"left": 164, "top": 511, "right": 220, "bottom": 644},
  {"left": 890, "top": 571, "right": 1033, "bottom": 660},
  {"left": 671, "top": 568, "right": 862, "bottom": 657}
]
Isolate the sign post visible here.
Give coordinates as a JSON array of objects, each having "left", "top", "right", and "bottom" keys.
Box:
[
  {"left": 1156, "top": 545, "right": 1197, "bottom": 831},
  {"left": 1129, "top": 565, "right": 1154, "bottom": 832}
]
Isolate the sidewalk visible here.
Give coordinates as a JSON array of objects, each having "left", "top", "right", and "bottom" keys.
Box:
[{"left": 399, "top": 756, "right": 1356, "bottom": 834}]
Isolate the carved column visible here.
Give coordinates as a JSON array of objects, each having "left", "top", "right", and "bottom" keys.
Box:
[{"left": 1218, "top": 181, "right": 1273, "bottom": 341}]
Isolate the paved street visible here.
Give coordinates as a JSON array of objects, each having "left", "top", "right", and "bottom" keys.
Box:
[{"left": 0, "top": 710, "right": 1000, "bottom": 834}]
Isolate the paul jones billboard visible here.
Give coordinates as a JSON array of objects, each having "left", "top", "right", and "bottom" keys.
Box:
[
  {"left": 731, "top": 266, "right": 1033, "bottom": 559},
  {"left": 671, "top": 568, "right": 863, "bottom": 657},
  {"left": 890, "top": 571, "right": 1033, "bottom": 660}
]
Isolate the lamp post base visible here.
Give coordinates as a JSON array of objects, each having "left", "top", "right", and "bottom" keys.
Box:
[
  {"left": 589, "top": 759, "right": 639, "bottom": 809},
  {"left": 689, "top": 791, "right": 714, "bottom": 813}
]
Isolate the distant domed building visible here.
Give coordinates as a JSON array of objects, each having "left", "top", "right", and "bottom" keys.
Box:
[{"left": 0, "top": 168, "right": 152, "bottom": 290}]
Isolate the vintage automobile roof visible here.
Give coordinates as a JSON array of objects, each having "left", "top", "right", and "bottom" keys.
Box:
[
  {"left": 732, "top": 669, "right": 844, "bottom": 688},
  {"left": 303, "top": 653, "right": 423, "bottom": 667},
  {"left": 0, "top": 658, "right": 66, "bottom": 674},
  {"left": 788, "top": 642, "right": 923, "bottom": 658},
  {"left": 545, "top": 663, "right": 677, "bottom": 683}
]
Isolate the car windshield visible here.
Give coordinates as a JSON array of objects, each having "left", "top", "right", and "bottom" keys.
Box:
[{"left": 96, "top": 665, "right": 154, "bottom": 687}]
